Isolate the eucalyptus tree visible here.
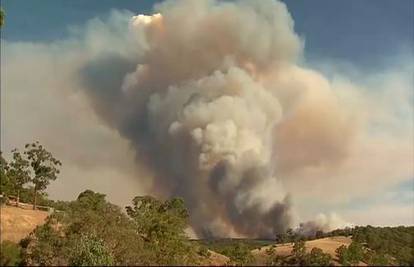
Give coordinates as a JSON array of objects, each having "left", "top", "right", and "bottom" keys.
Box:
[{"left": 24, "top": 141, "right": 61, "bottom": 209}]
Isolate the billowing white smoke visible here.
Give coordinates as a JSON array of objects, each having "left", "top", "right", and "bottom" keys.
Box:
[
  {"left": 79, "top": 0, "right": 355, "bottom": 238},
  {"left": 146, "top": 68, "right": 289, "bottom": 237}
]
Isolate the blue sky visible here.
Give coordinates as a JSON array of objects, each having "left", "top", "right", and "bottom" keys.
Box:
[{"left": 1, "top": 0, "right": 413, "bottom": 68}]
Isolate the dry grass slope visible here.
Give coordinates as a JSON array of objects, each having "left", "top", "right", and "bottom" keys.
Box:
[
  {"left": 203, "top": 250, "right": 230, "bottom": 266},
  {"left": 252, "top": 236, "right": 353, "bottom": 265},
  {"left": 1, "top": 205, "right": 48, "bottom": 243}
]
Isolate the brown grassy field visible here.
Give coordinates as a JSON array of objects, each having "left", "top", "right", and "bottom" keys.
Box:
[
  {"left": 1, "top": 205, "right": 48, "bottom": 243},
  {"left": 252, "top": 236, "right": 354, "bottom": 265}
]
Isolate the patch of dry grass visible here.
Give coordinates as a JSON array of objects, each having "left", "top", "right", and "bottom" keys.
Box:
[{"left": 1, "top": 205, "right": 48, "bottom": 243}]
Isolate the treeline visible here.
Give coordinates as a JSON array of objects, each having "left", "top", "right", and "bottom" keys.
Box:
[
  {"left": 329, "top": 225, "right": 413, "bottom": 266},
  {"left": 1, "top": 190, "right": 211, "bottom": 266},
  {"left": 274, "top": 227, "right": 353, "bottom": 244},
  {"left": 1, "top": 143, "right": 413, "bottom": 266},
  {"left": 266, "top": 240, "right": 332, "bottom": 266},
  {"left": 196, "top": 238, "right": 274, "bottom": 252},
  {"left": 197, "top": 225, "right": 414, "bottom": 266},
  {"left": 2, "top": 192, "right": 413, "bottom": 266},
  {"left": 352, "top": 225, "right": 413, "bottom": 265}
]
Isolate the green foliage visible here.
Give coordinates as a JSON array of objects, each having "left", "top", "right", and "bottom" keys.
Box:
[
  {"left": 275, "top": 228, "right": 302, "bottom": 243},
  {"left": 347, "top": 241, "right": 364, "bottom": 263},
  {"left": 24, "top": 141, "right": 62, "bottom": 209},
  {"left": 22, "top": 190, "right": 198, "bottom": 266},
  {"left": 336, "top": 245, "right": 349, "bottom": 265},
  {"left": 0, "top": 152, "right": 11, "bottom": 199},
  {"left": 327, "top": 227, "right": 353, "bottom": 237},
  {"left": 126, "top": 195, "right": 198, "bottom": 265},
  {"left": 0, "top": 241, "right": 22, "bottom": 266},
  {"left": 265, "top": 246, "right": 288, "bottom": 266},
  {"left": 363, "top": 249, "right": 391, "bottom": 266},
  {"left": 22, "top": 222, "right": 67, "bottom": 266},
  {"left": 68, "top": 234, "right": 113, "bottom": 266},
  {"left": 352, "top": 225, "right": 413, "bottom": 265},
  {"left": 1, "top": 185, "right": 49, "bottom": 207},
  {"left": 292, "top": 240, "right": 306, "bottom": 260},
  {"left": 0, "top": 143, "right": 61, "bottom": 210},
  {"left": 22, "top": 190, "right": 142, "bottom": 265},
  {"left": 7, "top": 149, "right": 31, "bottom": 202},
  {"left": 286, "top": 240, "right": 309, "bottom": 265},
  {"left": 197, "top": 238, "right": 274, "bottom": 251},
  {"left": 197, "top": 246, "right": 211, "bottom": 257},
  {"left": 219, "top": 242, "right": 254, "bottom": 266},
  {"left": 126, "top": 196, "right": 189, "bottom": 240},
  {"left": 265, "top": 241, "right": 332, "bottom": 266},
  {"left": 305, "top": 247, "right": 332, "bottom": 266},
  {"left": 335, "top": 242, "right": 364, "bottom": 266}
]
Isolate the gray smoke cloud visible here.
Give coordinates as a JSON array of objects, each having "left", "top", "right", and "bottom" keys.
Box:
[
  {"left": 2, "top": 0, "right": 412, "bottom": 238},
  {"left": 296, "top": 213, "right": 353, "bottom": 237},
  {"left": 77, "top": 0, "right": 356, "bottom": 238}
]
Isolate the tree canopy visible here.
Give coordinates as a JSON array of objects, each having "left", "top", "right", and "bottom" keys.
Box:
[{"left": 21, "top": 190, "right": 200, "bottom": 266}]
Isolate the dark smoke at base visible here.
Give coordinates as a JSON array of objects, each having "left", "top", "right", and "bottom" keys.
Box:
[{"left": 78, "top": 0, "right": 357, "bottom": 238}]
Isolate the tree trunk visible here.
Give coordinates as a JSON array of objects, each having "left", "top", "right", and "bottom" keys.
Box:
[
  {"left": 16, "top": 189, "right": 20, "bottom": 207},
  {"left": 33, "top": 187, "right": 37, "bottom": 210}
]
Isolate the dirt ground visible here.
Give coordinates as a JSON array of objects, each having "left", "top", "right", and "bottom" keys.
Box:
[{"left": 1, "top": 205, "right": 49, "bottom": 243}]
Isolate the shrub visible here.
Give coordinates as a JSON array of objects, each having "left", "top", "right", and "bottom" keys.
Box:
[
  {"left": 336, "top": 242, "right": 364, "bottom": 266},
  {"left": 198, "top": 246, "right": 211, "bottom": 257},
  {"left": 0, "top": 241, "right": 22, "bottom": 266},
  {"left": 220, "top": 243, "right": 254, "bottom": 266},
  {"left": 69, "top": 234, "right": 113, "bottom": 266},
  {"left": 305, "top": 247, "right": 332, "bottom": 266}
]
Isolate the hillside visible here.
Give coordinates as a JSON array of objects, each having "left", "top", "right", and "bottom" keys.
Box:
[
  {"left": 0, "top": 205, "right": 350, "bottom": 266},
  {"left": 1, "top": 202, "right": 411, "bottom": 266},
  {"left": 252, "top": 236, "right": 352, "bottom": 265},
  {"left": 0, "top": 205, "right": 48, "bottom": 243},
  {"left": 200, "top": 250, "right": 230, "bottom": 266}
]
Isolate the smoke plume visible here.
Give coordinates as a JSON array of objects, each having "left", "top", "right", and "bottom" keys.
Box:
[
  {"left": 4, "top": 0, "right": 411, "bottom": 238},
  {"left": 78, "top": 0, "right": 357, "bottom": 238},
  {"left": 297, "top": 213, "right": 353, "bottom": 237}
]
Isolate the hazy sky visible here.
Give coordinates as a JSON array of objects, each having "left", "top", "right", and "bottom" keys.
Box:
[{"left": 1, "top": 0, "right": 413, "bottom": 229}]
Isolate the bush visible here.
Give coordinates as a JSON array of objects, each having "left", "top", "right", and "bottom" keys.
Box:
[
  {"left": 291, "top": 240, "right": 306, "bottom": 264},
  {"left": 0, "top": 241, "right": 22, "bottom": 266},
  {"left": 69, "top": 234, "right": 113, "bottom": 266},
  {"left": 335, "top": 242, "right": 364, "bottom": 266},
  {"left": 265, "top": 246, "right": 288, "bottom": 266},
  {"left": 22, "top": 222, "right": 67, "bottom": 266},
  {"left": 305, "top": 247, "right": 332, "bottom": 266},
  {"left": 22, "top": 190, "right": 198, "bottom": 266},
  {"left": 364, "top": 250, "right": 391, "bottom": 266},
  {"left": 198, "top": 246, "right": 211, "bottom": 257},
  {"left": 219, "top": 243, "right": 254, "bottom": 266},
  {"left": 336, "top": 245, "right": 349, "bottom": 265}
]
